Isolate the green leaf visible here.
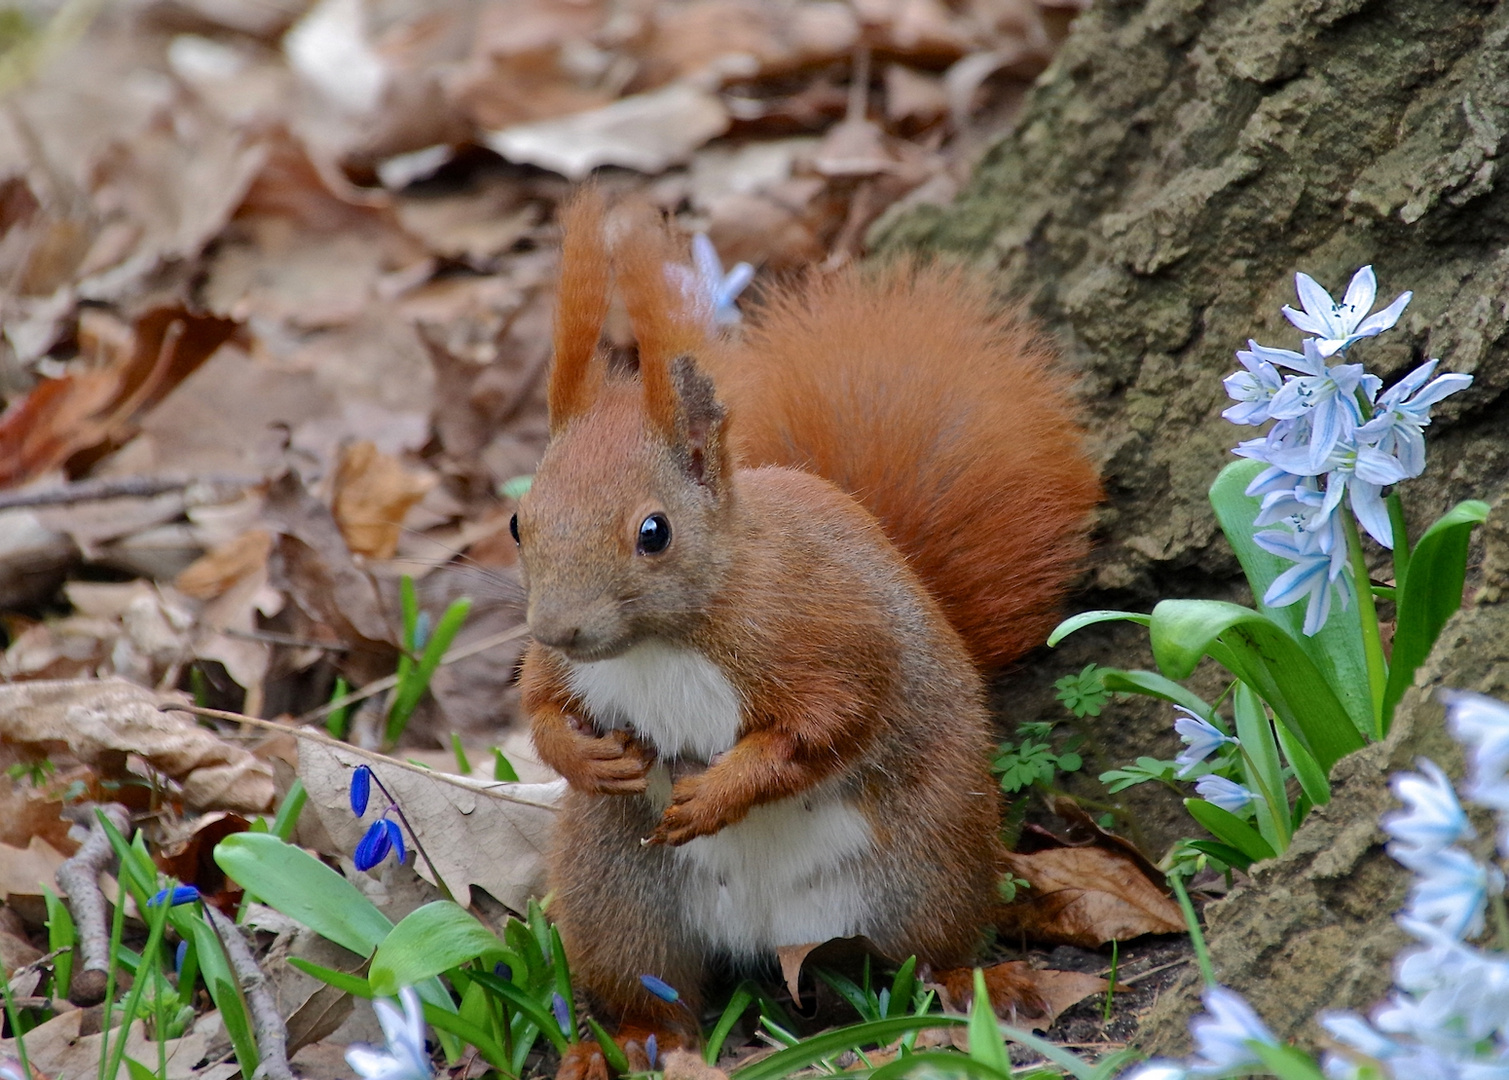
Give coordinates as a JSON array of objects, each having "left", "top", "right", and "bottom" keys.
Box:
[
  {"left": 420, "top": 1001, "right": 511, "bottom": 1070},
  {"left": 888, "top": 957, "right": 918, "bottom": 1020},
  {"left": 705, "top": 982, "right": 757, "bottom": 1064},
  {"left": 491, "top": 749, "right": 520, "bottom": 783},
  {"left": 1382, "top": 500, "right": 1489, "bottom": 730},
  {"left": 287, "top": 958, "right": 373, "bottom": 998},
  {"left": 1209, "top": 460, "right": 1374, "bottom": 736},
  {"left": 468, "top": 970, "right": 570, "bottom": 1053},
  {"left": 124, "top": 1058, "right": 157, "bottom": 1080},
  {"left": 967, "top": 970, "right": 1011, "bottom": 1075},
  {"left": 42, "top": 886, "right": 74, "bottom": 998},
  {"left": 1273, "top": 715, "right": 1330, "bottom": 807},
  {"left": 585, "top": 1018, "right": 632, "bottom": 1074},
  {"left": 730, "top": 1016, "right": 967, "bottom": 1080},
  {"left": 1047, "top": 610, "right": 1151, "bottom": 647},
  {"left": 1149, "top": 599, "right": 1365, "bottom": 770},
  {"left": 370, "top": 902, "right": 502, "bottom": 995},
  {"left": 867, "top": 1050, "right": 1015, "bottom": 1080},
  {"left": 1232, "top": 682, "right": 1289, "bottom": 851},
  {"left": 1097, "top": 669, "right": 1220, "bottom": 726},
  {"left": 181, "top": 918, "right": 260, "bottom": 1077},
  {"left": 1251, "top": 1041, "right": 1328, "bottom": 1080},
  {"left": 214, "top": 834, "right": 393, "bottom": 956},
  {"left": 1182, "top": 840, "right": 1253, "bottom": 871},
  {"left": 1184, "top": 799, "right": 1276, "bottom": 863}
]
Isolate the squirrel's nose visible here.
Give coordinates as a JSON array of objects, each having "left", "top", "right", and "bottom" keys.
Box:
[{"left": 528, "top": 610, "right": 580, "bottom": 650}]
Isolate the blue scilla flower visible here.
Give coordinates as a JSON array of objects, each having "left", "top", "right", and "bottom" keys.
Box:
[
  {"left": 1384, "top": 760, "right": 1473, "bottom": 872},
  {"left": 666, "top": 234, "right": 754, "bottom": 330},
  {"left": 551, "top": 992, "right": 571, "bottom": 1036},
  {"left": 645, "top": 1034, "right": 658, "bottom": 1071},
  {"left": 1280, "top": 266, "right": 1412, "bottom": 358},
  {"left": 148, "top": 884, "right": 201, "bottom": 907},
  {"left": 639, "top": 974, "right": 679, "bottom": 1003},
  {"left": 1186, "top": 986, "right": 1277, "bottom": 1077},
  {"left": 1172, "top": 708, "right": 1237, "bottom": 778},
  {"left": 351, "top": 764, "right": 373, "bottom": 817},
  {"left": 1194, "top": 776, "right": 1259, "bottom": 815},
  {"left": 355, "top": 819, "right": 406, "bottom": 872}
]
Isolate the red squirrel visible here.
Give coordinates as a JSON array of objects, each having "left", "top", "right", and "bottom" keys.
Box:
[{"left": 512, "top": 190, "right": 1100, "bottom": 1079}]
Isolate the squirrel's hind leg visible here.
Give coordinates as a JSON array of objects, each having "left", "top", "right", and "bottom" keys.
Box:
[{"left": 551, "top": 789, "right": 706, "bottom": 1079}]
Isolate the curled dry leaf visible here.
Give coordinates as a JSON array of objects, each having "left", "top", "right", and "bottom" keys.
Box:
[
  {"left": 177, "top": 529, "right": 274, "bottom": 600},
  {"left": 332, "top": 441, "right": 436, "bottom": 560},
  {"left": 296, "top": 731, "right": 560, "bottom": 911},
  {"left": 0, "top": 837, "right": 70, "bottom": 905},
  {"left": 484, "top": 82, "right": 731, "bottom": 180},
  {"left": 997, "top": 843, "right": 1184, "bottom": 948},
  {"left": 0, "top": 679, "right": 275, "bottom": 813},
  {"left": 933, "top": 962, "right": 1110, "bottom": 1029}
]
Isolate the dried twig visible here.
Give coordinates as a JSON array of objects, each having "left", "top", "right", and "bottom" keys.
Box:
[
  {"left": 54, "top": 803, "right": 130, "bottom": 1005},
  {"left": 203, "top": 905, "right": 296, "bottom": 1080},
  {"left": 0, "top": 474, "right": 257, "bottom": 513}
]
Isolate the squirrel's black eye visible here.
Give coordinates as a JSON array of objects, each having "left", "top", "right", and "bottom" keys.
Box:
[
  {"left": 637, "top": 513, "right": 672, "bottom": 555},
  {"left": 509, "top": 514, "right": 519, "bottom": 544}
]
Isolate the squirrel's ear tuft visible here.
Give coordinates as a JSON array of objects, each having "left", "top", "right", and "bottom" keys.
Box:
[
  {"left": 548, "top": 187, "right": 610, "bottom": 435},
  {"left": 670, "top": 355, "right": 730, "bottom": 492},
  {"left": 612, "top": 203, "right": 708, "bottom": 443}
]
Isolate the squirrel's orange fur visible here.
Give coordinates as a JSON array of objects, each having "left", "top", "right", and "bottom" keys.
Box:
[{"left": 513, "top": 192, "right": 1100, "bottom": 1080}]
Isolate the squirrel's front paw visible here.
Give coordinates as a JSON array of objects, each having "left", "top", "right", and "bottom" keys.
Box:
[
  {"left": 544, "top": 722, "right": 652, "bottom": 795},
  {"left": 644, "top": 775, "right": 728, "bottom": 846}
]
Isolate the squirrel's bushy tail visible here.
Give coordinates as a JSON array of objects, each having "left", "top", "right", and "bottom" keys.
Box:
[{"left": 708, "top": 261, "right": 1100, "bottom": 670}]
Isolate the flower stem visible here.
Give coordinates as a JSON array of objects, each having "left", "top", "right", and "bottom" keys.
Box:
[
  {"left": 1170, "top": 874, "right": 1216, "bottom": 987},
  {"left": 1344, "top": 513, "right": 1388, "bottom": 738}
]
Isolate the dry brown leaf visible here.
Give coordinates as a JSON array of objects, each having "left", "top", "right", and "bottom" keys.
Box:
[
  {"left": 333, "top": 441, "right": 436, "bottom": 560},
  {"left": 296, "top": 733, "right": 560, "bottom": 911},
  {"left": 933, "top": 962, "right": 1108, "bottom": 1029},
  {"left": 0, "top": 781, "right": 76, "bottom": 854},
  {"left": 0, "top": 679, "right": 275, "bottom": 813},
  {"left": 484, "top": 82, "right": 730, "bottom": 180},
  {"left": 998, "top": 844, "right": 1184, "bottom": 948},
  {"left": 176, "top": 529, "right": 274, "bottom": 600},
  {"left": 884, "top": 64, "right": 949, "bottom": 129},
  {"left": 639, "top": 0, "right": 859, "bottom": 87},
  {"left": 155, "top": 811, "right": 251, "bottom": 902},
  {"left": 775, "top": 941, "right": 822, "bottom": 1003},
  {"left": 0, "top": 837, "right": 69, "bottom": 904},
  {"left": 0, "top": 1010, "right": 207, "bottom": 1080}
]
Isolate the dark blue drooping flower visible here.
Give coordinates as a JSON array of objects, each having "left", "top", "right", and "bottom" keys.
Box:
[
  {"left": 493, "top": 961, "right": 512, "bottom": 981},
  {"left": 354, "top": 819, "right": 406, "bottom": 871},
  {"left": 148, "top": 884, "right": 201, "bottom": 908},
  {"left": 551, "top": 992, "right": 571, "bottom": 1036},
  {"left": 645, "top": 1034, "right": 658, "bottom": 1071},
  {"left": 639, "top": 974, "right": 679, "bottom": 1003},
  {"left": 351, "top": 765, "right": 372, "bottom": 817},
  {"left": 175, "top": 939, "right": 189, "bottom": 974}
]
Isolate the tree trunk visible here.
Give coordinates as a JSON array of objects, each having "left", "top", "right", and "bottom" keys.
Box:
[{"left": 877, "top": 0, "right": 1509, "bottom": 1047}]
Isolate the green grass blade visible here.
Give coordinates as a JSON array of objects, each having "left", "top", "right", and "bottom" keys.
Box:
[
  {"left": 866, "top": 1050, "right": 1015, "bottom": 1080},
  {"left": 468, "top": 971, "right": 570, "bottom": 1053},
  {"left": 1097, "top": 669, "right": 1219, "bottom": 726},
  {"left": 1232, "top": 682, "right": 1290, "bottom": 851},
  {"left": 732, "top": 1017, "right": 966, "bottom": 1080},
  {"left": 966, "top": 970, "right": 1012, "bottom": 1075},
  {"left": 705, "top": 982, "right": 757, "bottom": 1064}
]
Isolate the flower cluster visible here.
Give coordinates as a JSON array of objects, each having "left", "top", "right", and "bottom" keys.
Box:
[
  {"left": 1221, "top": 267, "right": 1471, "bottom": 635},
  {"left": 351, "top": 764, "right": 408, "bottom": 872},
  {"left": 1123, "top": 692, "right": 1509, "bottom": 1079}
]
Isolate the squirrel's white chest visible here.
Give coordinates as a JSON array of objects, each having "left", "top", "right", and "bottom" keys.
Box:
[{"left": 565, "top": 640, "right": 743, "bottom": 761}]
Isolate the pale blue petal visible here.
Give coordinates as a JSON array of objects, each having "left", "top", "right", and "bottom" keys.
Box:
[
  {"left": 1294, "top": 272, "right": 1342, "bottom": 335},
  {"left": 1352, "top": 290, "right": 1412, "bottom": 337},
  {"left": 1307, "top": 398, "right": 1347, "bottom": 472},
  {"left": 1349, "top": 481, "right": 1393, "bottom": 548},
  {"left": 1264, "top": 556, "right": 1326, "bottom": 608},
  {"left": 1249, "top": 340, "right": 1315, "bottom": 373},
  {"left": 1395, "top": 425, "right": 1426, "bottom": 478},
  {"left": 1379, "top": 359, "right": 1440, "bottom": 409},
  {"left": 1355, "top": 445, "right": 1411, "bottom": 485},
  {"left": 1302, "top": 571, "right": 1334, "bottom": 634},
  {"left": 1407, "top": 372, "right": 1473, "bottom": 411},
  {"left": 1253, "top": 527, "right": 1303, "bottom": 560},
  {"left": 1340, "top": 265, "right": 1377, "bottom": 319},
  {"left": 1281, "top": 304, "right": 1328, "bottom": 337}
]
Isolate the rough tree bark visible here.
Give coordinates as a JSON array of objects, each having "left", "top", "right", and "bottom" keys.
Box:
[{"left": 877, "top": 0, "right": 1509, "bottom": 1049}]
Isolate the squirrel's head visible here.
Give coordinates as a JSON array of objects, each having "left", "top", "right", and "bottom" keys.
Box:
[{"left": 513, "top": 190, "right": 736, "bottom": 663}]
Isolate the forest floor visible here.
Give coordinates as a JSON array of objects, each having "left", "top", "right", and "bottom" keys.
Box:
[{"left": 0, "top": 0, "right": 1201, "bottom": 1076}]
